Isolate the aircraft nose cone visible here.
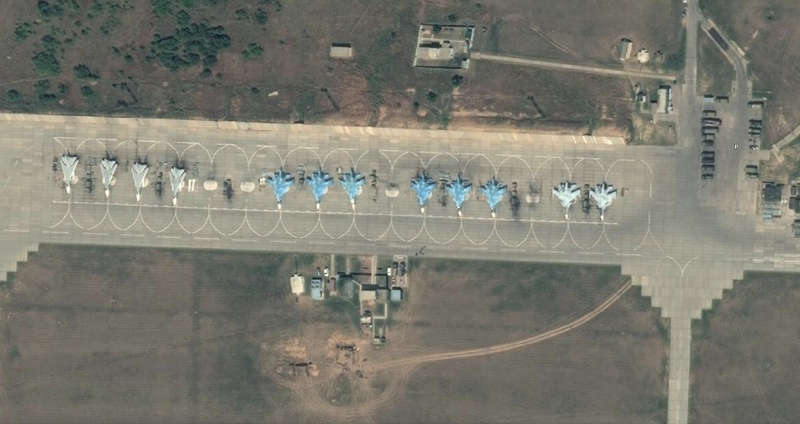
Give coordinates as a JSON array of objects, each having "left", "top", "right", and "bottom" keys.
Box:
[
  {"left": 66, "top": 185, "right": 71, "bottom": 194},
  {"left": 136, "top": 193, "right": 141, "bottom": 202},
  {"left": 104, "top": 189, "right": 110, "bottom": 198},
  {"left": 173, "top": 197, "right": 177, "bottom": 206}
]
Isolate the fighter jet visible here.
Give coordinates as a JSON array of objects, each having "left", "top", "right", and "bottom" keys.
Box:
[
  {"left": 410, "top": 171, "right": 436, "bottom": 214},
  {"left": 339, "top": 168, "right": 365, "bottom": 210},
  {"left": 60, "top": 154, "right": 79, "bottom": 194},
  {"left": 100, "top": 158, "right": 117, "bottom": 198},
  {"left": 169, "top": 166, "right": 187, "bottom": 206},
  {"left": 479, "top": 176, "right": 507, "bottom": 218},
  {"left": 589, "top": 182, "right": 617, "bottom": 221},
  {"left": 445, "top": 175, "right": 472, "bottom": 216},
  {"left": 131, "top": 162, "right": 149, "bottom": 202},
  {"left": 307, "top": 167, "right": 333, "bottom": 210},
  {"left": 267, "top": 168, "right": 294, "bottom": 209},
  {"left": 553, "top": 181, "right": 581, "bottom": 219}
]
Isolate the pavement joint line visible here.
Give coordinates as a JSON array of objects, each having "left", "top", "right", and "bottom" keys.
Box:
[{"left": 81, "top": 232, "right": 108, "bottom": 236}]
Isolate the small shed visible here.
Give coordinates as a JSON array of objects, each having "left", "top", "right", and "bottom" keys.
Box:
[
  {"left": 310, "top": 277, "right": 324, "bottom": 300},
  {"left": 330, "top": 42, "right": 353, "bottom": 59},
  {"left": 290, "top": 274, "right": 305, "bottom": 295},
  {"left": 390, "top": 287, "right": 404, "bottom": 302}
]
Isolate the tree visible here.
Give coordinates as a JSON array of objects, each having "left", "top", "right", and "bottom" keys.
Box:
[{"left": 32, "top": 51, "right": 61, "bottom": 76}]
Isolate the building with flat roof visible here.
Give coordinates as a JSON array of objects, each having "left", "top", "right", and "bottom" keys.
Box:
[
  {"left": 617, "top": 38, "right": 633, "bottom": 61},
  {"left": 413, "top": 24, "right": 474, "bottom": 69},
  {"left": 310, "top": 277, "right": 324, "bottom": 300},
  {"left": 330, "top": 42, "right": 353, "bottom": 59},
  {"left": 290, "top": 274, "right": 305, "bottom": 295}
]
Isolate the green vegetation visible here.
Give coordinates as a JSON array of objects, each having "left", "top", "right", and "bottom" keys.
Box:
[
  {"left": 450, "top": 74, "right": 463, "bottom": 86},
  {"left": 150, "top": 22, "right": 230, "bottom": 71},
  {"left": 6, "top": 90, "right": 22, "bottom": 102},
  {"left": 80, "top": 85, "right": 94, "bottom": 100},
  {"left": 291, "top": 87, "right": 318, "bottom": 123},
  {"left": 241, "top": 43, "right": 263, "bottom": 60},
  {"left": 32, "top": 51, "right": 61, "bottom": 76},
  {"left": 37, "top": 1, "right": 65, "bottom": 19},
  {"left": 14, "top": 22, "right": 36, "bottom": 42},
  {"left": 235, "top": 8, "right": 248, "bottom": 20},
  {"left": 663, "top": 28, "right": 687, "bottom": 73},
  {"left": 253, "top": 8, "right": 268, "bottom": 25},
  {"left": 73, "top": 64, "right": 100, "bottom": 80}
]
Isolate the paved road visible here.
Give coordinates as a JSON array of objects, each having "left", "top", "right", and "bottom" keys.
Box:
[{"left": 472, "top": 52, "right": 678, "bottom": 81}]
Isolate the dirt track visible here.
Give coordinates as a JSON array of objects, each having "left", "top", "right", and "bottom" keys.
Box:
[{"left": 294, "top": 280, "right": 633, "bottom": 422}]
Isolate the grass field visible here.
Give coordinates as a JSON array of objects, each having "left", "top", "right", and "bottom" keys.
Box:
[
  {"left": 0, "top": 247, "right": 668, "bottom": 423},
  {"left": 700, "top": 0, "right": 800, "bottom": 147},
  {"left": 697, "top": 28, "right": 735, "bottom": 97},
  {"left": 0, "top": 245, "right": 354, "bottom": 424},
  {"left": 690, "top": 272, "right": 800, "bottom": 423},
  {"left": 0, "top": 0, "right": 684, "bottom": 136}
]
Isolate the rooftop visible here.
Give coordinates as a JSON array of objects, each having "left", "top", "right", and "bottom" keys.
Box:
[{"left": 413, "top": 24, "right": 474, "bottom": 69}]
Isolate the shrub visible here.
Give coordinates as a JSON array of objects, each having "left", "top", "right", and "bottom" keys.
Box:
[
  {"left": 13, "top": 22, "right": 35, "bottom": 42},
  {"left": 37, "top": 1, "right": 64, "bottom": 19},
  {"left": 6, "top": 90, "right": 22, "bottom": 102},
  {"left": 241, "top": 43, "right": 263, "bottom": 60},
  {"left": 426, "top": 91, "right": 437, "bottom": 102},
  {"left": 253, "top": 8, "right": 267, "bottom": 24},
  {"left": 81, "top": 85, "right": 94, "bottom": 99},
  {"left": 235, "top": 9, "right": 248, "bottom": 20},
  {"left": 73, "top": 64, "right": 100, "bottom": 80},
  {"left": 451, "top": 74, "right": 463, "bottom": 86},
  {"left": 32, "top": 51, "right": 61, "bottom": 76}
]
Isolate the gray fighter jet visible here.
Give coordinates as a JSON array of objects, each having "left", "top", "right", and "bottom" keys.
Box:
[
  {"left": 169, "top": 167, "right": 186, "bottom": 206},
  {"left": 552, "top": 181, "right": 581, "bottom": 219},
  {"left": 60, "top": 154, "right": 79, "bottom": 194},
  {"left": 589, "top": 182, "right": 617, "bottom": 221},
  {"left": 131, "top": 162, "right": 149, "bottom": 202},
  {"left": 100, "top": 158, "right": 117, "bottom": 198}
]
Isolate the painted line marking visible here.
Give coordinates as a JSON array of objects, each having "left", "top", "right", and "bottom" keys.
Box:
[
  {"left": 121, "top": 233, "right": 145, "bottom": 237},
  {"left": 158, "top": 235, "right": 182, "bottom": 239},
  {"left": 617, "top": 253, "right": 642, "bottom": 257},
  {"left": 271, "top": 240, "right": 297, "bottom": 244},
  {"left": 42, "top": 230, "right": 69, "bottom": 235},
  {"left": 81, "top": 232, "right": 108, "bottom": 236},
  {"left": 232, "top": 239, "right": 256, "bottom": 243},
  {"left": 539, "top": 250, "right": 565, "bottom": 254},
  {"left": 501, "top": 248, "right": 526, "bottom": 253},
  {"left": 193, "top": 237, "right": 219, "bottom": 241},
  {"left": 3, "top": 229, "right": 29, "bottom": 233},
  {"left": 463, "top": 247, "right": 489, "bottom": 251},
  {"left": 578, "top": 251, "right": 603, "bottom": 255},
  {"left": 309, "top": 241, "right": 336, "bottom": 245}
]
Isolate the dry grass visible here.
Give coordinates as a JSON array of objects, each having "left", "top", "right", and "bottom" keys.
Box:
[
  {"left": 0, "top": 0, "right": 684, "bottom": 135},
  {"left": 0, "top": 248, "right": 669, "bottom": 423},
  {"left": 690, "top": 272, "right": 800, "bottom": 423},
  {"left": 700, "top": 0, "right": 800, "bottom": 147}
]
